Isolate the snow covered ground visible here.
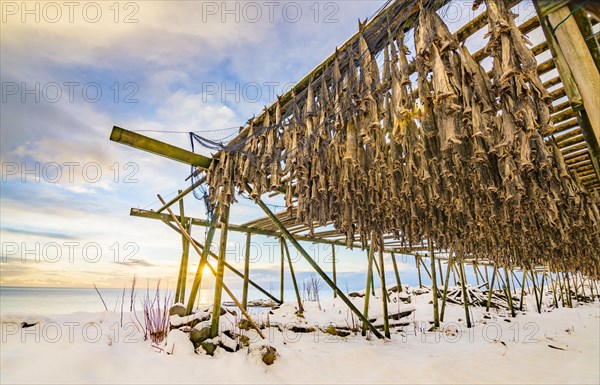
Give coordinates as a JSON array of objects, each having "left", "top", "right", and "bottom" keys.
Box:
[{"left": 1, "top": 288, "right": 598, "bottom": 384}]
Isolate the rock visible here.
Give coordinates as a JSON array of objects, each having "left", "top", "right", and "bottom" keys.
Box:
[
  {"left": 201, "top": 341, "right": 218, "bottom": 356},
  {"left": 219, "top": 334, "right": 239, "bottom": 352},
  {"left": 169, "top": 303, "right": 187, "bottom": 317},
  {"left": 190, "top": 323, "right": 211, "bottom": 348},
  {"left": 165, "top": 329, "right": 195, "bottom": 356},
  {"left": 249, "top": 345, "right": 278, "bottom": 365},
  {"left": 238, "top": 319, "right": 251, "bottom": 330},
  {"left": 322, "top": 325, "right": 350, "bottom": 337},
  {"left": 289, "top": 325, "right": 316, "bottom": 333}
]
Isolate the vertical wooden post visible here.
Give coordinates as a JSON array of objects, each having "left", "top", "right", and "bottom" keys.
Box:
[
  {"left": 185, "top": 215, "right": 218, "bottom": 316},
  {"left": 416, "top": 256, "right": 423, "bottom": 288},
  {"left": 451, "top": 262, "right": 458, "bottom": 286},
  {"left": 429, "top": 241, "right": 440, "bottom": 329},
  {"left": 557, "top": 270, "right": 566, "bottom": 307},
  {"left": 565, "top": 272, "right": 573, "bottom": 308},
  {"left": 372, "top": 257, "right": 389, "bottom": 302},
  {"left": 519, "top": 271, "right": 527, "bottom": 311},
  {"left": 438, "top": 259, "right": 444, "bottom": 287},
  {"left": 378, "top": 242, "right": 390, "bottom": 338},
  {"left": 282, "top": 239, "right": 304, "bottom": 313},
  {"left": 538, "top": 269, "right": 547, "bottom": 311},
  {"left": 174, "top": 191, "right": 187, "bottom": 303},
  {"left": 391, "top": 252, "right": 403, "bottom": 292},
  {"left": 504, "top": 267, "right": 516, "bottom": 317},
  {"left": 242, "top": 232, "right": 251, "bottom": 311},
  {"left": 440, "top": 253, "right": 453, "bottom": 322},
  {"left": 531, "top": 270, "right": 541, "bottom": 313},
  {"left": 473, "top": 263, "right": 480, "bottom": 286},
  {"left": 549, "top": 271, "right": 559, "bottom": 308},
  {"left": 362, "top": 244, "right": 375, "bottom": 336},
  {"left": 486, "top": 264, "right": 498, "bottom": 312},
  {"left": 458, "top": 261, "right": 472, "bottom": 328},
  {"left": 210, "top": 204, "right": 231, "bottom": 338},
  {"left": 332, "top": 244, "right": 337, "bottom": 298},
  {"left": 280, "top": 239, "right": 285, "bottom": 303}
]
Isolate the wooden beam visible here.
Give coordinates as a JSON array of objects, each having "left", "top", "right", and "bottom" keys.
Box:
[{"left": 110, "top": 126, "right": 212, "bottom": 168}]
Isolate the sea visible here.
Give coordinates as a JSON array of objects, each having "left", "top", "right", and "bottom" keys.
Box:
[{"left": 0, "top": 286, "right": 334, "bottom": 315}]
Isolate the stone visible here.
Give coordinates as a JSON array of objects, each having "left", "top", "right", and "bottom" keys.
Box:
[
  {"left": 190, "top": 324, "right": 211, "bottom": 349},
  {"left": 201, "top": 341, "right": 218, "bottom": 356},
  {"left": 261, "top": 346, "right": 278, "bottom": 365},
  {"left": 169, "top": 304, "right": 186, "bottom": 317}
]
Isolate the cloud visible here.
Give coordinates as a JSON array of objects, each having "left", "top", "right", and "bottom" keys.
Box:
[{"left": 0, "top": 227, "right": 78, "bottom": 240}]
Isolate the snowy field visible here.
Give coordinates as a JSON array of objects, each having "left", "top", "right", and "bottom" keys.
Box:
[{"left": 1, "top": 288, "right": 598, "bottom": 385}]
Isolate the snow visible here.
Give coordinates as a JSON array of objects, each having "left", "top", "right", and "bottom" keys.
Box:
[{"left": 1, "top": 289, "right": 599, "bottom": 384}]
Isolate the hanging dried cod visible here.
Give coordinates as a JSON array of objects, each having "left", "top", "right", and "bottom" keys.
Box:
[{"left": 203, "top": 1, "right": 600, "bottom": 277}]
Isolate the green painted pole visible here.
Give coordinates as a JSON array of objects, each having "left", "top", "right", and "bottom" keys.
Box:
[
  {"left": 251, "top": 192, "right": 383, "bottom": 339},
  {"left": 429, "top": 241, "right": 440, "bottom": 329},
  {"left": 378, "top": 246, "right": 390, "bottom": 338},
  {"left": 280, "top": 240, "right": 285, "bottom": 303},
  {"left": 185, "top": 215, "right": 218, "bottom": 316},
  {"left": 242, "top": 232, "right": 251, "bottom": 310},
  {"left": 486, "top": 264, "right": 498, "bottom": 312},
  {"left": 391, "top": 252, "right": 403, "bottom": 292},
  {"left": 416, "top": 256, "right": 423, "bottom": 288},
  {"left": 282, "top": 239, "right": 304, "bottom": 312},
  {"left": 440, "top": 254, "right": 453, "bottom": 322},
  {"left": 458, "top": 261, "right": 472, "bottom": 328},
  {"left": 210, "top": 204, "right": 231, "bottom": 338},
  {"left": 332, "top": 245, "right": 337, "bottom": 298},
  {"left": 363, "top": 245, "right": 375, "bottom": 336}
]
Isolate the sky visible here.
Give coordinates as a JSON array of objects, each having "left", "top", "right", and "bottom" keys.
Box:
[{"left": 0, "top": 1, "right": 546, "bottom": 294}]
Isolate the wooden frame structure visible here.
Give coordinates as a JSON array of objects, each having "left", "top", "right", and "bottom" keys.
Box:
[{"left": 110, "top": 0, "right": 600, "bottom": 340}]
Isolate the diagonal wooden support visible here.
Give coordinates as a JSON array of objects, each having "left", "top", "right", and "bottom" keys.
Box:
[
  {"left": 156, "top": 194, "right": 265, "bottom": 339},
  {"left": 250, "top": 188, "right": 383, "bottom": 339},
  {"left": 242, "top": 232, "right": 252, "bottom": 310},
  {"left": 282, "top": 239, "right": 304, "bottom": 313},
  {"left": 161, "top": 220, "right": 281, "bottom": 306}
]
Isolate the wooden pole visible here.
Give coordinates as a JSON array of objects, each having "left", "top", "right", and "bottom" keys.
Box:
[
  {"left": 280, "top": 239, "right": 285, "bottom": 303},
  {"left": 549, "top": 271, "right": 559, "bottom": 308},
  {"left": 416, "top": 256, "right": 423, "bottom": 288},
  {"left": 486, "top": 264, "right": 498, "bottom": 312},
  {"left": 538, "top": 269, "right": 547, "bottom": 311},
  {"left": 565, "top": 272, "right": 574, "bottom": 308},
  {"left": 391, "top": 252, "right": 403, "bottom": 292},
  {"left": 504, "top": 267, "right": 516, "bottom": 317},
  {"left": 372, "top": 256, "right": 389, "bottom": 302},
  {"left": 174, "top": 191, "right": 186, "bottom": 304},
  {"left": 519, "top": 272, "right": 527, "bottom": 311},
  {"left": 210, "top": 203, "right": 230, "bottom": 338},
  {"left": 458, "top": 261, "right": 472, "bottom": 328},
  {"left": 242, "top": 232, "right": 251, "bottom": 310},
  {"left": 362, "top": 245, "right": 375, "bottom": 336},
  {"left": 438, "top": 258, "right": 445, "bottom": 287},
  {"left": 531, "top": 270, "right": 541, "bottom": 313},
  {"left": 282, "top": 239, "right": 304, "bottom": 313},
  {"left": 179, "top": 193, "right": 190, "bottom": 303},
  {"left": 557, "top": 270, "right": 565, "bottom": 307},
  {"left": 429, "top": 241, "right": 440, "bottom": 329},
  {"left": 185, "top": 216, "right": 218, "bottom": 316},
  {"left": 332, "top": 244, "right": 337, "bottom": 298},
  {"left": 440, "top": 253, "right": 453, "bottom": 322},
  {"left": 251, "top": 192, "right": 383, "bottom": 339},
  {"left": 156, "top": 195, "right": 264, "bottom": 338},
  {"left": 378, "top": 243, "right": 391, "bottom": 338},
  {"left": 473, "top": 263, "right": 480, "bottom": 286}
]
